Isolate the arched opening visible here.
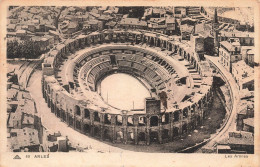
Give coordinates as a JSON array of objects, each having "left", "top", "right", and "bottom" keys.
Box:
[
  {"left": 183, "top": 108, "right": 188, "bottom": 118},
  {"left": 84, "top": 109, "right": 90, "bottom": 119},
  {"left": 47, "top": 98, "right": 50, "bottom": 108},
  {"left": 162, "top": 113, "right": 169, "bottom": 125},
  {"left": 179, "top": 48, "right": 182, "bottom": 55},
  {"left": 61, "top": 109, "right": 66, "bottom": 121},
  {"left": 57, "top": 108, "right": 61, "bottom": 118},
  {"left": 182, "top": 123, "right": 188, "bottom": 134},
  {"left": 173, "top": 127, "right": 179, "bottom": 138},
  {"left": 127, "top": 116, "right": 134, "bottom": 126},
  {"left": 150, "top": 131, "right": 159, "bottom": 143},
  {"left": 168, "top": 43, "right": 172, "bottom": 51},
  {"left": 203, "top": 110, "right": 207, "bottom": 119},
  {"left": 75, "top": 105, "right": 81, "bottom": 116},
  {"left": 138, "top": 116, "right": 146, "bottom": 126},
  {"left": 150, "top": 37, "right": 155, "bottom": 46},
  {"left": 76, "top": 120, "right": 81, "bottom": 130},
  {"left": 157, "top": 39, "right": 161, "bottom": 47},
  {"left": 51, "top": 102, "right": 54, "bottom": 113},
  {"left": 69, "top": 116, "right": 73, "bottom": 126},
  {"left": 104, "top": 129, "right": 112, "bottom": 141},
  {"left": 191, "top": 105, "right": 195, "bottom": 114},
  {"left": 104, "top": 114, "right": 111, "bottom": 124},
  {"left": 138, "top": 132, "right": 146, "bottom": 144},
  {"left": 197, "top": 115, "right": 201, "bottom": 126},
  {"left": 94, "top": 112, "right": 100, "bottom": 122},
  {"left": 174, "top": 111, "right": 179, "bottom": 122},
  {"left": 163, "top": 41, "right": 166, "bottom": 48},
  {"left": 116, "top": 131, "right": 123, "bottom": 143},
  {"left": 190, "top": 120, "right": 196, "bottom": 130},
  {"left": 116, "top": 115, "right": 123, "bottom": 126},
  {"left": 162, "top": 129, "right": 169, "bottom": 140},
  {"left": 127, "top": 131, "right": 134, "bottom": 143},
  {"left": 47, "top": 85, "right": 50, "bottom": 94},
  {"left": 83, "top": 124, "right": 90, "bottom": 134},
  {"left": 150, "top": 116, "right": 159, "bottom": 127},
  {"left": 93, "top": 126, "right": 100, "bottom": 138}
]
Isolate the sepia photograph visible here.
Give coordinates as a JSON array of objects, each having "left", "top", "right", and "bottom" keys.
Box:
[{"left": 0, "top": 0, "right": 259, "bottom": 166}]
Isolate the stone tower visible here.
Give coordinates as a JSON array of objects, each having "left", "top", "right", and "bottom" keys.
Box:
[{"left": 212, "top": 8, "right": 219, "bottom": 55}]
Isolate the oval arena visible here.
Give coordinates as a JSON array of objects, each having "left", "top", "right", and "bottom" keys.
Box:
[{"left": 41, "top": 29, "right": 214, "bottom": 145}]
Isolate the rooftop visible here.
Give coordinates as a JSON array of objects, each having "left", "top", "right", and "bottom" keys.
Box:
[
  {"left": 9, "top": 127, "right": 40, "bottom": 150},
  {"left": 243, "top": 118, "right": 254, "bottom": 127},
  {"left": 220, "top": 41, "right": 236, "bottom": 52},
  {"left": 119, "top": 18, "right": 147, "bottom": 27}
]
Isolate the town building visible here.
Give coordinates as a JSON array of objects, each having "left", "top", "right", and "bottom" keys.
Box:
[
  {"left": 232, "top": 60, "right": 254, "bottom": 90},
  {"left": 219, "top": 40, "right": 242, "bottom": 72}
]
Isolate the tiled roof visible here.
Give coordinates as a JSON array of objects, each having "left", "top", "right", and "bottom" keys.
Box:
[
  {"left": 220, "top": 41, "right": 235, "bottom": 51},
  {"left": 180, "top": 24, "right": 194, "bottom": 33},
  {"left": 243, "top": 118, "right": 254, "bottom": 127},
  {"left": 7, "top": 24, "right": 16, "bottom": 29},
  {"left": 119, "top": 18, "right": 147, "bottom": 27}
]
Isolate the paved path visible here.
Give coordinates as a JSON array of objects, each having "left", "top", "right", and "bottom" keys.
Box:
[
  {"left": 27, "top": 71, "right": 130, "bottom": 153},
  {"left": 203, "top": 56, "right": 240, "bottom": 148}
]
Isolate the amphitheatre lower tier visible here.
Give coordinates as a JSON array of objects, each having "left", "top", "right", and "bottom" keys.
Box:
[{"left": 41, "top": 29, "right": 214, "bottom": 145}]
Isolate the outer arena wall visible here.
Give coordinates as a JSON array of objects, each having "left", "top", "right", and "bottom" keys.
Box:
[{"left": 41, "top": 29, "right": 213, "bottom": 145}]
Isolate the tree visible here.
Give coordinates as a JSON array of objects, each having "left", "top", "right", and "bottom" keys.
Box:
[{"left": 7, "top": 39, "right": 44, "bottom": 59}]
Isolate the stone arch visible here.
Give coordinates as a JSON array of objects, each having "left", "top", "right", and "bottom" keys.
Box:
[
  {"left": 150, "top": 116, "right": 159, "bottom": 127},
  {"left": 127, "top": 116, "right": 134, "bottom": 126},
  {"left": 127, "top": 130, "right": 134, "bottom": 143},
  {"left": 163, "top": 41, "right": 167, "bottom": 48},
  {"left": 197, "top": 115, "right": 201, "bottom": 126},
  {"left": 168, "top": 43, "right": 172, "bottom": 51},
  {"left": 116, "top": 130, "right": 123, "bottom": 143},
  {"left": 75, "top": 120, "right": 81, "bottom": 130},
  {"left": 116, "top": 115, "right": 123, "bottom": 126},
  {"left": 75, "top": 105, "right": 81, "bottom": 116},
  {"left": 138, "top": 132, "right": 146, "bottom": 143},
  {"left": 69, "top": 115, "right": 73, "bottom": 126},
  {"left": 162, "top": 129, "right": 169, "bottom": 140},
  {"left": 173, "top": 127, "right": 179, "bottom": 138},
  {"left": 83, "top": 124, "right": 90, "bottom": 134},
  {"left": 150, "top": 131, "right": 159, "bottom": 143},
  {"left": 162, "top": 113, "right": 169, "bottom": 125},
  {"left": 173, "top": 111, "right": 179, "bottom": 122},
  {"left": 51, "top": 101, "right": 55, "bottom": 113},
  {"left": 182, "top": 123, "right": 188, "bottom": 134},
  {"left": 104, "top": 128, "right": 112, "bottom": 141},
  {"left": 61, "top": 109, "right": 66, "bottom": 121},
  {"left": 94, "top": 112, "right": 100, "bottom": 122},
  {"left": 157, "top": 39, "right": 161, "bottom": 47},
  {"left": 138, "top": 116, "right": 146, "bottom": 126},
  {"left": 93, "top": 126, "right": 100, "bottom": 138},
  {"left": 183, "top": 108, "right": 188, "bottom": 118},
  {"left": 57, "top": 108, "right": 61, "bottom": 118},
  {"left": 174, "top": 45, "right": 177, "bottom": 53},
  {"left": 84, "top": 109, "right": 90, "bottom": 119},
  {"left": 150, "top": 37, "right": 155, "bottom": 46},
  {"left": 104, "top": 114, "right": 111, "bottom": 124}
]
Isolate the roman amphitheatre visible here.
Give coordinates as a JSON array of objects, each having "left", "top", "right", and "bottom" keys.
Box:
[{"left": 39, "top": 29, "right": 229, "bottom": 152}]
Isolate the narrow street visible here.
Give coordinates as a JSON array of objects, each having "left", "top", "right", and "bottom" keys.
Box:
[{"left": 203, "top": 56, "right": 240, "bottom": 148}]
